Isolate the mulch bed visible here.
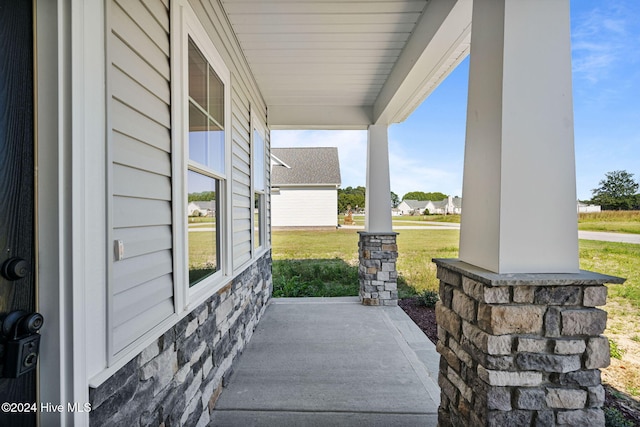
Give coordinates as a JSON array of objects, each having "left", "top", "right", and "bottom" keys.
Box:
[
  {"left": 398, "top": 298, "right": 437, "bottom": 344},
  {"left": 398, "top": 297, "right": 640, "bottom": 426}
]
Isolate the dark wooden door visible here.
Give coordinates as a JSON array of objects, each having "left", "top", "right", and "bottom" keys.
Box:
[{"left": 0, "top": 0, "right": 37, "bottom": 426}]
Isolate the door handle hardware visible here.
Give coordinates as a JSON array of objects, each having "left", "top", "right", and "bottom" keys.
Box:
[
  {"left": 0, "top": 311, "right": 44, "bottom": 378},
  {"left": 1, "top": 257, "right": 29, "bottom": 281}
]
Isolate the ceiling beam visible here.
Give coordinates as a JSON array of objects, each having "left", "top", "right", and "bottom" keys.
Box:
[{"left": 373, "top": 0, "right": 472, "bottom": 125}]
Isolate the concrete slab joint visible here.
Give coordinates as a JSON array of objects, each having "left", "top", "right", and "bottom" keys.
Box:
[
  {"left": 433, "top": 258, "right": 624, "bottom": 427},
  {"left": 358, "top": 232, "right": 398, "bottom": 306}
]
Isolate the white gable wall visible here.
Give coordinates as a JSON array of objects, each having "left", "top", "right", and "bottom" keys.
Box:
[{"left": 272, "top": 187, "right": 338, "bottom": 227}]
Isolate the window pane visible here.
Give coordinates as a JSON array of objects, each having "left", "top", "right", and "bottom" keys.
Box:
[
  {"left": 208, "top": 65, "right": 224, "bottom": 127},
  {"left": 254, "top": 193, "right": 262, "bottom": 250},
  {"left": 188, "top": 39, "right": 207, "bottom": 109},
  {"left": 253, "top": 130, "right": 265, "bottom": 191},
  {"left": 188, "top": 171, "right": 219, "bottom": 286},
  {"left": 189, "top": 102, "right": 208, "bottom": 164},
  {"left": 207, "top": 118, "right": 225, "bottom": 175},
  {"left": 188, "top": 39, "right": 225, "bottom": 176}
]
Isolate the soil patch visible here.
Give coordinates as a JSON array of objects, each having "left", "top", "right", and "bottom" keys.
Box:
[
  {"left": 399, "top": 298, "right": 640, "bottom": 426},
  {"left": 398, "top": 298, "right": 437, "bottom": 344}
]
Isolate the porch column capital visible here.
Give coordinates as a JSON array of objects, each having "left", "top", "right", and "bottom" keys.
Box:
[
  {"left": 459, "top": 0, "right": 579, "bottom": 274},
  {"left": 365, "top": 124, "right": 393, "bottom": 233}
]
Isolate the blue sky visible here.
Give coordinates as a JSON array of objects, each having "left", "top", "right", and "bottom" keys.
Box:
[{"left": 272, "top": 1, "right": 640, "bottom": 201}]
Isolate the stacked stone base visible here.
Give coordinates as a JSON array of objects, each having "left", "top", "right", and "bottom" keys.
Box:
[
  {"left": 89, "top": 252, "right": 272, "bottom": 427},
  {"left": 434, "top": 259, "right": 624, "bottom": 427},
  {"left": 358, "top": 232, "right": 398, "bottom": 306}
]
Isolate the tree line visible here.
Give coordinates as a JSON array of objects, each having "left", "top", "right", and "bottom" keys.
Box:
[
  {"left": 337, "top": 187, "right": 449, "bottom": 213},
  {"left": 335, "top": 170, "right": 639, "bottom": 214},
  {"left": 589, "top": 170, "right": 640, "bottom": 210}
]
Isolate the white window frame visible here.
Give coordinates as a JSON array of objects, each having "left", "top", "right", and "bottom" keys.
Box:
[
  {"left": 251, "top": 112, "right": 267, "bottom": 256},
  {"left": 172, "top": 1, "right": 233, "bottom": 312}
]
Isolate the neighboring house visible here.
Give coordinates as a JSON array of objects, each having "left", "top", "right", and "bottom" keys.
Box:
[
  {"left": 578, "top": 202, "right": 602, "bottom": 213},
  {"left": 444, "top": 196, "right": 462, "bottom": 214},
  {"left": 271, "top": 147, "right": 341, "bottom": 227},
  {"left": 397, "top": 199, "right": 428, "bottom": 215},
  {"left": 187, "top": 201, "right": 215, "bottom": 217},
  {"left": 398, "top": 196, "right": 462, "bottom": 215}
]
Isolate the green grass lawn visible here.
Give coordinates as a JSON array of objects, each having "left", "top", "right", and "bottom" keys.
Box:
[
  {"left": 579, "top": 239, "right": 640, "bottom": 307},
  {"left": 272, "top": 228, "right": 639, "bottom": 308},
  {"left": 578, "top": 211, "right": 640, "bottom": 234}
]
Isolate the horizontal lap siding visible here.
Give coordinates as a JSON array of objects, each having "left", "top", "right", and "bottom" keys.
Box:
[
  {"left": 189, "top": 0, "right": 269, "bottom": 271},
  {"left": 110, "top": 0, "right": 173, "bottom": 356},
  {"left": 232, "top": 88, "right": 252, "bottom": 269},
  {"left": 265, "top": 128, "right": 271, "bottom": 246},
  {"left": 271, "top": 188, "right": 338, "bottom": 227}
]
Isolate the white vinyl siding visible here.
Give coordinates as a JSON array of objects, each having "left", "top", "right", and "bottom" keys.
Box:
[
  {"left": 109, "top": 0, "right": 174, "bottom": 357},
  {"left": 103, "top": 0, "right": 269, "bottom": 365},
  {"left": 271, "top": 187, "right": 338, "bottom": 227},
  {"left": 187, "top": 0, "right": 269, "bottom": 272},
  {"left": 232, "top": 88, "right": 252, "bottom": 268},
  {"left": 265, "top": 132, "right": 271, "bottom": 245}
]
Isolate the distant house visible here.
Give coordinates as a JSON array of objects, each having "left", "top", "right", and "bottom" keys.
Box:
[
  {"left": 578, "top": 202, "right": 601, "bottom": 213},
  {"left": 271, "top": 147, "right": 341, "bottom": 227},
  {"left": 398, "top": 196, "right": 462, "bottom": 215},
  {"left": 188, "top": 201, "right": 215, "bottom": 217},
  {"left": 397, "top": 199, "right": 429, "bottom": 215}
]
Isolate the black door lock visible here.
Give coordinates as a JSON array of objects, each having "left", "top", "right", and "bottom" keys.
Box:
[
  {"left": 1, "top": 257, "right": 29, "bottom": 281},
  {"left": 1, "top": 311, "right": 44, "bottom": 378}
]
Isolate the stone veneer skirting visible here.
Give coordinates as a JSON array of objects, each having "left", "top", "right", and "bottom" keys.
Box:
[
  {"left": 358, "top": 232, "right": 399, "bottom": 306},
  {"left": 434, "top": 259, "right": 625, "bottom": 427},
  {"left": 89, "top": 251, "right": 272, "bottom": 427}
]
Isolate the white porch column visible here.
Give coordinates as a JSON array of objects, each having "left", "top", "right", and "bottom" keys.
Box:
[
  {"left": 365, "top": 124, "right": 393, "bottom": 233},
  {"left": 459, "top": 0, "right": 579, "bottom": 274}
]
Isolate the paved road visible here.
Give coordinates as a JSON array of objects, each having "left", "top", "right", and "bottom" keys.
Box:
[
  {"left": 578, "top": 230, "right": 640, "bottom": 244},
  {"left": 342, "top": 223, "right": 640, "bottom": 244}
]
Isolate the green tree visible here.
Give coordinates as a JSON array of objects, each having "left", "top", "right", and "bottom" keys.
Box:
[
  {"left": 402, "top": 191, "right": 448, "bottom": 201},
  {"left": 591, "top": 170, "right": 639, "bottom": 210},
  {"left": 390, "top": 191, "right": 400, "bottom": 208},
  {"left": 188, "top": 191, "right": 216, "bottom": 202},
  {"left": 338, "top": 186, "right": 366, "bottom": 213}
]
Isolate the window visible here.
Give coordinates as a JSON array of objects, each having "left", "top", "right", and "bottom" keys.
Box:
[
  {"left": 253, "top": 126, "right": 266, "bottom": 251},
  {"left": 187, "top": 37, "right": 227, "bottom": 287}
]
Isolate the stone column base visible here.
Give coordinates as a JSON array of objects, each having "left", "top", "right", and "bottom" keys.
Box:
[
  {"left": 358, "top": 232, "right": 398, "bottom": 306},
  {"left": 433, "top": 259, "right": 625, "bottom": 427}
]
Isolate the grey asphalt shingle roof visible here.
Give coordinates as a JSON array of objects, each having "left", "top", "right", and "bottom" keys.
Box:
[
  {"left": 271, "top": 147, "right": 341, "bottom": 186},
  {"left": 402, "top": 200, "right": 428, "bottom": 209}
]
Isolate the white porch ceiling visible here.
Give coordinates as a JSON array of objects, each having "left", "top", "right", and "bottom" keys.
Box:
[{"left": 220, "top": 0, "right": 472, "bottom": 129}]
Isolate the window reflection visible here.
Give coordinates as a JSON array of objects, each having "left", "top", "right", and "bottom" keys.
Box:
[
  {"left": 188, "top": 38, "right": 225, "bottom": 176},
  {"left": 254, "top": 193, "right": 262, "bottom": 250},
  {"left": 187, "top": 171, "right": 219, "bottom": 286}
]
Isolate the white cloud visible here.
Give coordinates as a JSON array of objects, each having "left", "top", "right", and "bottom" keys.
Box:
[
  {"left": 388, "top": 138, "right": 463, "bottom": 198},
  {"left": 271, "top": 130, "right": 463, "bottom": 199},
  {"left": 571, "top": 4, "right": 637, "bottom": 84},
  {"left": 271, "top": 130, "right": 367, "bottom": 188}
]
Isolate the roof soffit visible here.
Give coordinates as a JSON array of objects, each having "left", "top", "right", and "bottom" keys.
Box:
[{"left": 220, "top": 0, "right": 472, "bottom": 129}]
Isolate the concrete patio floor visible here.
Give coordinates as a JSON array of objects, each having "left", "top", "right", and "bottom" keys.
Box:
[{"left": 210, "top": 297, "right": 440, "bottom": 426}]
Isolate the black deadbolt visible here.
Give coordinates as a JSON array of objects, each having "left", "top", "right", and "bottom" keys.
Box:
[{"left": 1, "top": 257, "right": 29, "bottom": 281}]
